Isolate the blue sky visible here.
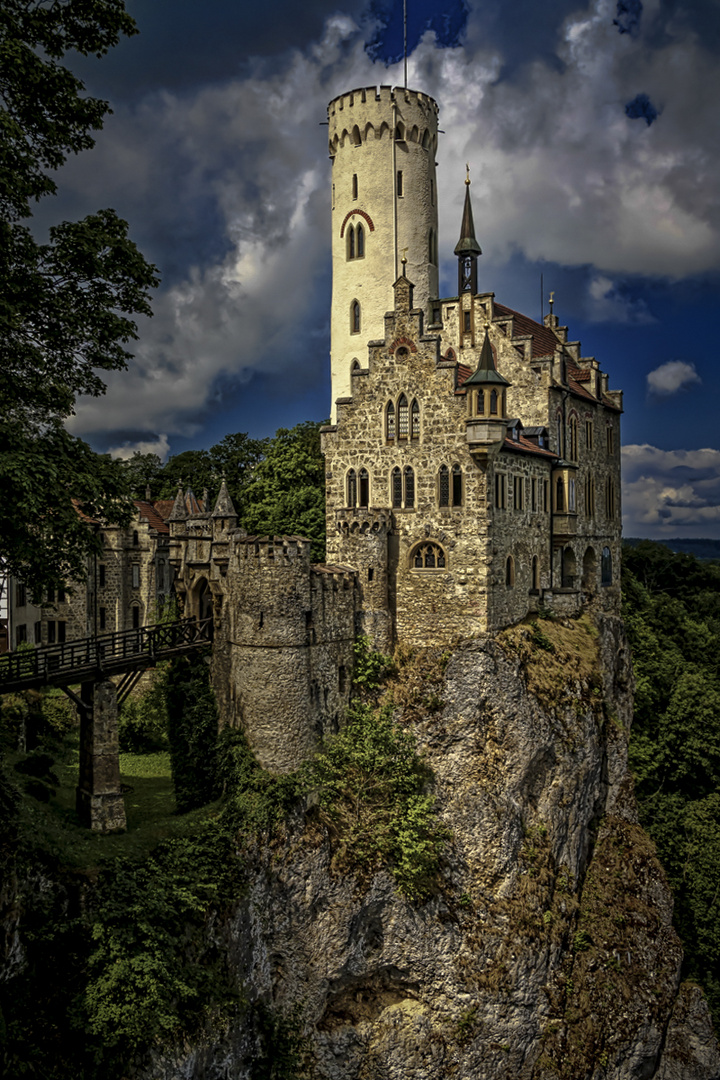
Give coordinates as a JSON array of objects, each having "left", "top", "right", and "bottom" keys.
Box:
[{"left": 51, "top": 0, "right": 720, "bottom": 537}]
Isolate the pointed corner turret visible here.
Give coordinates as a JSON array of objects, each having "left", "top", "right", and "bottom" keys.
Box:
[
  {"left": 455, "top": 167, "right": 482, "bottom": 295},
  {"left": 212, "top": 479, "right": 238, "bottom": 520},
  {"left": 464, "top": 327, "right": 511, "bottom": 456},
  {"left": 168, "top": 483, "right": 187, "bottom": 522}
]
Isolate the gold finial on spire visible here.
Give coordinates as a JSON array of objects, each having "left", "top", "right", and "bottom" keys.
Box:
[
  {"left": 401, "top": 247, "right": 408, "bottom": 276},
  {"left": 465, "top": 163, "right": 471, "bottom": 186},
  {"left": 549, "top": 290, "right": 555, "bottom": 311}
]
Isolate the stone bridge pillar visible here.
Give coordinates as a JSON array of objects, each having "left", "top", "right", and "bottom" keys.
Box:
[{"left": 76, "top": 679, "right": 126, "bottom": 833}]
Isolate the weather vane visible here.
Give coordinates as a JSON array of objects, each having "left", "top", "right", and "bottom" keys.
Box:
[
  {"left": 549, "top": 290, "right": 555, "bottom": 312},
  {"left": 465, "top": 163, "right": 471, "bottom": 186}
]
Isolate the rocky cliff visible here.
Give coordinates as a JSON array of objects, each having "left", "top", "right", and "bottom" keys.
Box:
[{"left": 146, "top": 614, "right": 720, "bottom": 1080}]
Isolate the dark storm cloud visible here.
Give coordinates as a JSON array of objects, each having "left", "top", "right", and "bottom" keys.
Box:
[
  {"left": 614, "top": 0, "right": 642, "bottom": 36},
  {"left": 625, "top": 92, "right": 658, "bottom": 125}
]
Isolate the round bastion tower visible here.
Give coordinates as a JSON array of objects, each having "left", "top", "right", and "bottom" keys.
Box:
[{"left": 328, "top": 86, "right": 440, "bottom": 419}]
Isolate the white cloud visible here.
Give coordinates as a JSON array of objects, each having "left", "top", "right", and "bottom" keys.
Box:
[
  {"left": 622, "top": 445, "right": 720, "bottom": 537},
  {"left": 108, "top": 434, "right": 171, "bottom": 461},
  {"left": 586, "top": 275, "right": 654, "bottom": 323},
  {"left": 646, "top": 360, "right": 701, "bottom": 395}
]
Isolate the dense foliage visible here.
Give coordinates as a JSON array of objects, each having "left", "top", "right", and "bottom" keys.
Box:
[
  {"left": 122, "top": 420, "right": 328, "bottom": 561},
  {"left": 0, "top": 0, "right": 158, "bottom": 595},
  {"left": 165, "top": 652, "right": 221, "bottom": 812},
  {"left": 623, "top": 541, "right": 720, "bottom": 1024}
]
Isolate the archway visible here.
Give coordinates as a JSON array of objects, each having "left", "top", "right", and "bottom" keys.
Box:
[
  {"left": 561, "top": 547, "right": 576, "bottom": 589},
  {"left": 582, "top": 546, "right": 597, "bottom": 592}
]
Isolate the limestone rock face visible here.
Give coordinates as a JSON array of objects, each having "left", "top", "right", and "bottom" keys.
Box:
[{"left": 148, "top": 615, "right": 719, "bottom": 1080}]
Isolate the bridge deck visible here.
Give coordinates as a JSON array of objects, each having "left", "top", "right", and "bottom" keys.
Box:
[{"left": 0, "top": 617, "right": 213, "bottom": 693}]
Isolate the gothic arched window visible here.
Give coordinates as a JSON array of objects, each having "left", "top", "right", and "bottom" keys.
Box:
[
  {"left": 452, "top": 464, "right": 463, "bottom": 506},
  {"left": 356, "top": 223, "right": 364, "bottom": 258},
  {"left": 404, "top": 466, "right": 415, "bottom": 508},
  {"left": 386, "top": 400, "right": 396, "bottom": 441},
  {"left": 347, "top": 225, "right": 355, "bottom": 260},
  {"left": 438, "top": 465, "right": 449, "bottom": 507},
  {"left": 351, "top": 125, "right": 361, "bottom": 146},
  {"left": 556, "top": 476, "right": 565, "bottom": 513},
  {"left": 391, "top": 467, "right": 402, "bottom": 508},
  {"left": 351, "top": 300, "right": 361, "bottom": 334},
  {"left": 505, "top": 555, "right": 515, "bottom": 587},
  {"left": 346, "top": 469, "right": 357, "bottom": 507},
  {"left": 359, "top": 468, "right": 369, "bottom": 507},
  {"left": 490, "top": 389, "right": 498, "bottom": 415},
  {"left": 397, "top": 394, "right": 409, "bottom": 440},
  {"left": 569, "top": 416, "right": 579, "bottom": 461},
  {"left": 411, "top": 542, "right": 446, "bottom": 570},
  {"left": 411, "top": 399, "right": 420, "bottom": 440}
]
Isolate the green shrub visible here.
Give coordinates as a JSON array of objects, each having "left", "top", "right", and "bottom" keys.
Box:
[
  {"left": 118, "top": 668, "right": 169, "bottom": 753},
  {"left": 165, "top": 652, "right": 219, "bottom": 812},
  {"left": 302, "top": 703, "right": 446, "bottom": 899}
]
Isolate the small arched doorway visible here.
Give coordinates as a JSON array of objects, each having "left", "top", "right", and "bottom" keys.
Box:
[{"left": 561, "top": 547, "right": 577, "bottom": 589}]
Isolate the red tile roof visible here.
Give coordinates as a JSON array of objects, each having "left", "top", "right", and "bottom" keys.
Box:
[
  {"left": 503, "top": 433, "right": 558, "bottom": 459},
  {"left": 457, "top": 363, "right": 472, "bottom": 387},
  {"left": 152, "top": 500, "right": 175, "bottom": 522},
  {"left": 134, "top": 500, "right": 170, "bottom": 535},
  {"left": 493, "top": 303, "right": 560, "bottom": 359}
]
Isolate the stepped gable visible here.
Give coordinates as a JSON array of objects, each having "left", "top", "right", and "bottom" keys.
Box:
[{"left": 494, "top": 302, "right": 559, "bottom": 358}]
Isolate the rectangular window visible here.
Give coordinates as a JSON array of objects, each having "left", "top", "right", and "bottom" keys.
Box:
[
  {"left": 543, "top": 479, "right": 549, "bottom": 512},
  {"left": 514, "top": 475, "right": 524, "bottom": 510},
  {"left": 15, "top": 624, "right": 27, "bottom": 646},
  {"left": 607, "top": 426, "right": 614, "bottom": 454},
  {"left": 58, "top": 621, "right": 66, "bottom": 644},
  {"left": 452, "top": 467, "right": 462, "bottom": 507},
  {"left": 531, "top": 477, "right": 537, "bottom": 512},
  {"left": 397, "top": 170, "right": 403, "bottom": 197},
  {"left": 495, "top": 473, "right": 506, "bottom": 509},
  {"left": 352, "top": 173, "right": 358, "bottom": 199},
  {"left": 47, "top": 620, "right": 56, "bottom": 644},
  {"left": 569, "top": 478, "right": 576, "bottom": 512},
  {"left": 99, "top": 607, "right": 106, "bottom": 631},
  {"left": 33, "top": 621, "right": 41, "bottom": 643},
  {"left": 57, "top": 588, "right": 65, "bottom": 603},
  {"left": 132, "top": 564, "right": 140, "bottom": 589},
  {"left": 16, "top": 582, "right": 26, "bottom": 607},
  {"left": 463, "top": 311, "right": 471, "bottom": 334},
  {"left": 99, "top": 564, "right": 106, "bottom": 588},
  {"left": 585, "top": 419, "right": 593, "bottom": 449},
  {"left": 46, "top": 587, "right": 54, "bottom": 604}
]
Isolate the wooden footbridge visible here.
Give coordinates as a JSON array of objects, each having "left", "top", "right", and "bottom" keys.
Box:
[{"left": 0, "top": 618, "right": 213, "bottom": 833}]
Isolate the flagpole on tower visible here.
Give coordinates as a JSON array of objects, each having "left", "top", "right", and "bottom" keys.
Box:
[{"left": 403, "top": 0, "right": 408, "bottom": 90}]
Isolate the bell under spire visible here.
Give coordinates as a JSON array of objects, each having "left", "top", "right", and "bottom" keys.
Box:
[{"left": 454, "top": 167, "right": 482, "bottom": 295}]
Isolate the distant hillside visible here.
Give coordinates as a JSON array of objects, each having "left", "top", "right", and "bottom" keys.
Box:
[{"left": 624, "top": 537, "right": 720, "bottom": 561}]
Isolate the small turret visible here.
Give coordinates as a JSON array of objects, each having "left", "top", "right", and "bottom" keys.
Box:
[
  {"left": 464, "top": 327, "right": 511, "bottom": 454},
  {"left": 454, "top": 167, "right": 482, "bottom": 295},
  {"left": 168, "top": 483, "right": 187, "bottom": 523}
]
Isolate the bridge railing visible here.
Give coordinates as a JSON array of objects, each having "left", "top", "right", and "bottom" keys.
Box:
[{"left": 0, "top": 617, "right": 213, "bottom": 692}]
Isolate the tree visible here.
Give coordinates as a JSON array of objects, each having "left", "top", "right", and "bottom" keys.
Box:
[
  {"left": 0, "top": 1, "right": 158, "bottom": 596},
  {"left": 241, "top": 421, "right": 327, "bottom": 561}
]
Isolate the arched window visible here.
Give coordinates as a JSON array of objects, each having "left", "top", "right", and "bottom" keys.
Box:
[
  {"left": 359, "top": 468, "right": 369, "bottom": 507},
  {"left": 386, "top": 400, "right": 396, "bottom": 441},
  {"left": 531, "top": 555, "right": 540, "bottom": 592},
  {"left": 490, "top": 389, "right": 498, "bottom": 415},
  {"left": 351, "top": 124, "right": 361, "bottom": 146},
  {"left": 411, "top": 542, "right": 446, "bottom": 570},
  {"left": 404, "top": 466, "right": 415, "bottom": 508},
  {"left": 356, "top": 223, "right": 364, "bottom": 258},
  {"left": 556, "top": 476, "right": 565, "bottom": 512},
  {"left": 452, "top": 464, "right": 463, "bottom": 506},
  {"left": 601, "top": 546, "right": 612, "bottom": 585},
  {"left": 506, "top": 555, "right": 515, "bottom": 587},
  {"left": 347, "top": 225, "right": 355, "bottom": 259},
  {"left": 351, "top": 358, "right": 361, "bottom": 373},
  {"left": 397, "top": 394, "right": 409, "bottom": 439},
  {"left": 395, "top": 122, "right": 405, "bottom": 141},
  {"left": 422, "top": 128, "right": 430, "bottom": 149},
  {"left": 569, "top": 416, "right": 579, "bottom": 461},
  {"left": 351, "top": 300, "right": 361, "bottom": 334},
  {"left": 391, "top": 467, "right": 402, "bottom": 508},
  {"left": 346, "top": 469, "right": 357, "bottom": 507},
  {"left": 411, "top": 399, "right": 420, "bottom": 440},
  {"left": 556, "top": 413, "right": 563, "bottom": 456},
  {"left": 569, "top": 477, "right": 576, "bottom": 512},
  {"left": 562, "top": 547, "right": 576, "bottom": 588},
  {"left": 605, "top": 479, "right": 616, "bottom": 519},
  {"left": 475, "top": 389, "right": 485, "bottom": 416},
  {"left": 438, "top": 464, "right": 449, "bottom": 507}
]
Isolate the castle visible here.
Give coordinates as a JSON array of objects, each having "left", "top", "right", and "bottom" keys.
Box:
[
  {"left": 6, "top": 84, "right": 623, "bottom": 775},
  {"left": 168, "top": 84, "right": 622, "bottom": 769}
]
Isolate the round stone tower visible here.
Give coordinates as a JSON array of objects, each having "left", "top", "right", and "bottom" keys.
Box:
[{"left": 327, "top": 85, "right": 440, "bottom": 419}]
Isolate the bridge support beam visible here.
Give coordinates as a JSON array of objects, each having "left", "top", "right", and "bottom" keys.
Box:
[{"left": 76, "top": 680, "right": 126, "bottom": 833}]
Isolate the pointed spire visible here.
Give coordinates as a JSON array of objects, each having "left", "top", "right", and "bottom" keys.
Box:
[
  {"left": 454, "top": 166, "right": 482, "bottom": 258},
  {"left": 212, "top": 479, "right": 237, "bottom": 519},
  {"left": 463, "top": 327, "right": 511, "bottom": 388},
  {"left": 168, "top": 482, "right": 187, "bottom": 522}
]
